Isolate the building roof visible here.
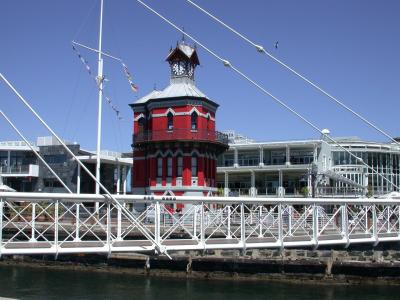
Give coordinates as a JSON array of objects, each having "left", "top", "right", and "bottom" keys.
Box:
[
  {"left": 134, "top": 77, "right": 208, "bottom": 105},
  {"left": 165, "top": 43, "right": 200, "bottom": 65}
]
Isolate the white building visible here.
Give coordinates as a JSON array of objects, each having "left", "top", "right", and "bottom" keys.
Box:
[{"left": 217, "top": 130, "right": 400, "bottom": 198}]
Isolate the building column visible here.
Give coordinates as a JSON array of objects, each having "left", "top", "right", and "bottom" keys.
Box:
[
  {"left": 259, "top": 146, "right": 264, "bottom": 167},
  {"left": 224, "top": 172, "right": 229, "bottom": 197},
  {"left": 285, "top": 146, "right": 290, "bottom": 166},
  {"left": 313, "top": 145, "right": 318, "bottom": 163},
  {"left": 250, "top": 171, "right": 256, "bottom": 197},
  {"left": 123, "top": 166, "right": 127, "bottom": 195},
  {"left": 234, "top": 148, "right": 239, "bottom": 168},
  {"left": 116, "top": 164, "right": 121, "bottom": 194},
  {"left": 307, "top": 169, "right": 312, "bottom": 197},
  {"left": 278, "top": 169, "right": 284, "bottom": 197},
  {"left": 7, "top": 150, "right": 10, "bottom": 173},
  {"left": 77, "top": 163, "right": 81, "bottom": 194}
]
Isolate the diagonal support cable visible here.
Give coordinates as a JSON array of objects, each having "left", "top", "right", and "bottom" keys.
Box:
[
  {"left": 0, "top": 73, "right": 162, "bottom": 253},
  {"left": 134, "top": 0, "right": 400, "bottom": 191},
  {"left": 185, "top": 0, "right": 400, "bottom": 147}
]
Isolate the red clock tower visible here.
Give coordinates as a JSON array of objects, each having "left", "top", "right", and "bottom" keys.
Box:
[{"left": 130, "top": 42, "right": 228, "bottom": 203}]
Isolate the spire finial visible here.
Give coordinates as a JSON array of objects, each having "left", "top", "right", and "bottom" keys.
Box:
[{"left": 181, "top": 27, "right": 185, "bottom": 43}]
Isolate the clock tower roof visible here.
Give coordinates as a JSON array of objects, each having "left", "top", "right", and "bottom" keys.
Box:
[{"left": 166, "top": 42, "right": 200, "bottom": 65}]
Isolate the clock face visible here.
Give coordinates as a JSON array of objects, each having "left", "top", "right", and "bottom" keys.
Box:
[
  {"left": 188, "top": 64, "right": 194, "bottom": 77},
  {"left": 172, "top": 61, "right": 186, "bottom": 76}
]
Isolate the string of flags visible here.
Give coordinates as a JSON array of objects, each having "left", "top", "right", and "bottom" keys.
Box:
[
  {"left": 122, "top": 63, "right": 139, "bottom": 92},
  {"left": 72, "top": 44, "right": 139, "bottom": 121}
]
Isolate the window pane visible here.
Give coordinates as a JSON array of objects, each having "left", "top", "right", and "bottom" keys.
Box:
[
  {"left": 157, "top": 157, "right": 163, "bottom": 177},
  {"left": 177, "top": 156, "right": 183, "bottom": 177},
  {"left": 191, "top": 156, "right": 197, "bottom": 177},
  {"left": 167, "top": 157, "right": 172, "bottom": 177}
]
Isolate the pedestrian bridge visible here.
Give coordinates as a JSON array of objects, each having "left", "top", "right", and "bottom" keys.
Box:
[{"left": 0, "top": 192, "right": 399, "bottom": 257}]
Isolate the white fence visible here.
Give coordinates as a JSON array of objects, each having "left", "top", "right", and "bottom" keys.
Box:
[{"left": 0, "top": 192, "right": 399, "bottom": 257}]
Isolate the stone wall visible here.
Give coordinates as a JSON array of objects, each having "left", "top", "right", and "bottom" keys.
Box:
[{"left": 5, "top": 244, "right": 400, "bottom": 284}]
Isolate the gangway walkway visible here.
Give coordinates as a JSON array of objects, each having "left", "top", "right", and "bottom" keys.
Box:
[{"left": 0, "top": 192, "right": 399, "bottom": 257}]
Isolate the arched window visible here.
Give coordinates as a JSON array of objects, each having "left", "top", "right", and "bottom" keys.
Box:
[
  {"left": 191, "top": 154, "right": 198, "bottom": 177},
  {"left": 191, "top": 111, "right": 198, "bottom": 130},
  {"left": 138, "top": 117, "right": 146, "bottom": 133},
  {"left": 176, "top": 155, "right": 183, "bottom": 177},
  {"left": 167, "top": 111, "right": 173, "bottom": 130},
  {"left": 167, "top": 156, "right": 172, "bottom": 177}
]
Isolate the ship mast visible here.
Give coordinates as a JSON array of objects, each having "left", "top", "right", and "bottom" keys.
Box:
[{"left": 95, "top": 0, "right": 104, "bottom": 205}]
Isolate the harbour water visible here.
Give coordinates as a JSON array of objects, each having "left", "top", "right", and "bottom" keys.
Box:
[{"left": 0, "top": 264, "right": 399, "bottom": 300}]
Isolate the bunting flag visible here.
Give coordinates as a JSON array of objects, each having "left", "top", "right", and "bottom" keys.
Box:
[
  {"left": 72, "top": 45, "right": 92, "bottom": 75},
  {"left": 122, "top": 62, "right": 139, "bottom": 92},
  {"left": 72, "top": 44, "right": 123, "bottom": 121}
]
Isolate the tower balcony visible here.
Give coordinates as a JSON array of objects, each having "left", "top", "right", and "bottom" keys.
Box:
[{"left": 133, "top": 128, "right": 229, "bottom": 147}]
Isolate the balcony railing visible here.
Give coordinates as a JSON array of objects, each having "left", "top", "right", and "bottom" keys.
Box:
[
  {"left": 133, "top": 129, "right": 229, "bottom": 145},
  {"left": 0, "top": 164, "right": 39, "bottom": 177}
]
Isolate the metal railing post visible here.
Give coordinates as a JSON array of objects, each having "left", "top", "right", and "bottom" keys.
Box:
[
  {"left": 30, "top": 203, "right": 36, "bottom": 242},
  {"left": 0, "top": 198, "right": 3, "bottom": 257},
  {"left": 227, "top": 205, "right": 231, "bottom": 239},
  {"left": 372, "top": 204, "right": 378, "bottom": 245},
  {"left": 117, "top": 206, "right": 122, "bottom": 241},
  {"left": 240, "top": 203, "right": 246, "bottom": 251},
  {"left": 155, "top": 201, "right": 160, "bottom": 246},
  {"left": 193, "top": 205, "right": 197, "bottom": 239},
  {"left": 312, "top": 203, "right": 319, "bottom": 247},
  {"left": 278, "top": 203, "right": 283, "bottom": 248},
  {"left": 258, "top": 205, "right": 263, "bottom": 237},
  {"left": 200, "top": 202, "right": 205, "bottom": 248},
  {"left": 55, "top": 200, "right": 59, "bottom": 256},
  {"left": 74, "top": 203, "right": 80, "bottom": 241},
  {"left": 107, "top": 202, "right": 111, "bottom": 254},
  {"left": 288, "top": 205, "right": 292, "bottom": 236},
  {"left": 341, "top": 204, "right": 349, "bottom": 245}
]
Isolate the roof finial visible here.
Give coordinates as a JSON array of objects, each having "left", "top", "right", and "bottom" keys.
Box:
[
  {"left": 153, "top": 83, "right": 157, "bottom": 91},
  {"left": 181, "top": 27, "right": 185, "bottom": 43}
]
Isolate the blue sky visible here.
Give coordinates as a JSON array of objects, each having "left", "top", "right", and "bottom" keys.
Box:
[{"left": 1, "top": 0, "right": 399, "bottom": 152}]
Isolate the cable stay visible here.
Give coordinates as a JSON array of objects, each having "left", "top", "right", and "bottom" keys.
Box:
[
  {"left": 134, "top": 0, "right": 400, "bottom": 191},
  {"left": 184, "top": 0, "right": 400, "bottom": 147},
  {"left": 0, "top": 73, "right": 170, "bottom": 258}
]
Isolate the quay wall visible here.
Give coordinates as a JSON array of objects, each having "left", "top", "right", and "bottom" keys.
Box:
[{"left": 3, "top": 244, "right": 400, "bottom": 284}]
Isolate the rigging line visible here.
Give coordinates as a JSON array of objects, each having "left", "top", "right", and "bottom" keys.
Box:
[
  {"left": 0, "top": 110, "right": 72, "bottom": 194},
  {"left": 134, "top": 0, "right": 400, "bottom": 191},
  {"left": 72, "top": 0, "right": 98, "bottom": 41},
  {"left": 63, "top": 63, "right": 84, "bottom": 138},
  {"left": 185, "top": 0, "right": 400, "bottom": 147},
  {"left": 0, "top": 73, "right": 161, "bottom": 250}
]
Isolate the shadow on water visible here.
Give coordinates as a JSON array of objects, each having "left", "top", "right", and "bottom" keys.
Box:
[{"left": 0, "top": 265, "right": 399, "bottom": 300}]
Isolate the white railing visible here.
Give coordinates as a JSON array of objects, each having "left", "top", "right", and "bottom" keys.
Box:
[
  {"left": 0, "top": 192, "right": 400, "bottom": 256},
  {"left": 0, "top": 164, "right": 39, "bottom": 177}
]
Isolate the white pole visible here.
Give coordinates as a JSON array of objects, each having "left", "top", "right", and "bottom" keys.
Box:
[{"left": 95, "top": 0, "right": 104, "bottom": 211}]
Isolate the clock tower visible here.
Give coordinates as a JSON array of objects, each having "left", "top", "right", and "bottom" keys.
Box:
[
  {"left": 167, "top": 42, "right": 199, "bottom": 79},
  {"left": 130, "top": 41, "right": 228, "bottom": 210}
]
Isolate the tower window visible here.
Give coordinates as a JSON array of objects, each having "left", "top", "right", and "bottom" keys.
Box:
[
  {"left": 177, "top": 156, "right": 183, "bottom": 177},
  {"left": 167, "top": 156, "right": 172, "bottom": 177},
  {"left": 157, "top": 157, "right": 163, "bottom": 177},
  {"left": 167, "top": 112, "right": 173, "bottom": 130},
  {"left": 191, "top": 154, "right": 198, "bottom": 177},
  {"left": 138, "top": 117, "right": 146, "bottom": 133},
  {"left": 191, "top": 111, "right": 198, "bottom": 130}
]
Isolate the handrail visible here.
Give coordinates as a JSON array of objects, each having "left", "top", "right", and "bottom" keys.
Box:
[
  {"left": 133, "top": 128, "right": 228, "bottom": 145},
  {"left": 1, "top": 192, "right": 400, "bottom": 205}
]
